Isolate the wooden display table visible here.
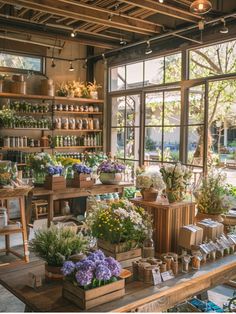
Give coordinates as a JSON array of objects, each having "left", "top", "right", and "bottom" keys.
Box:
[
  {"left": 131, "top": 198, "right": 196, "bottom": 254},
  {"left": 27, "top": 183, "right": 133, "bottom": 227},
  {"left": 0, "top": 187, "right": 32, "bottom": 266},
  {"left": 0, "top": 254, "right": 235, "bottom": 312}
]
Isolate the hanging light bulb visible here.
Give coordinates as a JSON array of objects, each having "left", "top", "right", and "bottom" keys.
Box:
[
  {"left": 145, "top": 41, "right": 152, "bottom": 55},
  {"left": 159, "top": 0, "right": 164, "bottom": 3},
  {"left": 71, "top": 30, "right": 76, "bottom": 37},
  {"left": 190, "top": 0, "right": 212, "bottom": 15},
  {"left": 51, "top": 58, "right": 56, "bottom": 68},
  {"left": 220, "top": 18, "right": 229, "bottom": 34},
  {"left": 69, "top": 61, "right": 74, "bottom": 71}
]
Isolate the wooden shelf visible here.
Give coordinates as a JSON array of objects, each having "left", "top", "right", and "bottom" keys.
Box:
[
  {"left": 50, "top": 129, "right": 102, "bottom": 132},
  {"left": 53, "top": 146, "right": 103, "bottom": 149},
  {"left": 54, "top": 96, "right": 103, "bottom": 103},
  {"left": 0, "top": 92, "right": 53, "bottom": 100},
  {"left": 54, "top": 111, "right": 102, "bottom": 115},
  {"left": 0, "top": 147, "right": 51, "bottom": 151},
  {"left": 0, "top": 128, "right": 50, "bottom": 131},
  {"left": 16, "top": 112, "right": 51, "bottom": 116},
  {"left": 0, "top": 227, "right": 23, "bottom": 235}
]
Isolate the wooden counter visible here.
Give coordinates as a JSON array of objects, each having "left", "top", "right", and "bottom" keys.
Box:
[{"left": 0, "top": 254, "right": 235, "bottom": 312}]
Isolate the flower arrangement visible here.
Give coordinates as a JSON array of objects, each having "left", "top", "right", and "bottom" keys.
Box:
[
  {"left": 56, "top": 80, "right": 101, "bottom": 99},
  {"left": 56, "top": 156, "right": 81, "bottom": 167},
  {"left": 97, "top": 159, "right": 126, "bottom": 174},
  {"left": 195, "top": 169, "right": 234, "bottom": 215},
  {"left": 30, "top": 225, "right": 89, "bottom": 267},
  {"left": 87, "top": 80, "right": 102, "bottom": 93},
  {"left": 136, "top": 167, "right": 166, "bottom": 191},
  {"left": 28, "top": 153, "right": 61, "bottom": 173},
  {"left": 46, "top": 165, "right": 63, "bottom": 176},
  {"left": 84, "top": 152, "right": 107, "bottom": 168},
  {"left": 73, "top": 163, "right": 92, "bottom": 175},
  {"left": 160, "top": 163, "right": 192, "bottom": 203},
  {"left": 86, "top": 199, "right": 152, "bottom": 247},
  {"left": 61, "top": 250, "right": 121, "bottom": 289}
]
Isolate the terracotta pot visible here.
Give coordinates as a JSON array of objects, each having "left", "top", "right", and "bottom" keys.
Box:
[
  {"left": 195, "top": 211, "right": 224, "bottom": 223},
  {"left": 99, "top": 172, "right": 122, "bottom": 185},
  {"left": 45, "top": 264, "right": 64, "bottom": 281},
  {"left": 141, "top": 189, "right": 158, "bottom": 202}
]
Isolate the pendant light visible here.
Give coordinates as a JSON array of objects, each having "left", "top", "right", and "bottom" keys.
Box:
[
  {"left": 190, "top": 0, "right": 212, "bottom": 15},
  {"left": 69, "top": 61, "right": 74, "bottom": 71},
  {"left": 220, "top": 18, "right": 228, "bottom": 34},
  {"left": 145, "top": 41, "right": 152, "bottom": 55}
]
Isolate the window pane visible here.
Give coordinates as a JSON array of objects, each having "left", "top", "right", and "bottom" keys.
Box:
[
  {"left": 163, "top": 126, "right": 180, "bottom": 161},
  {"left": 165, "top": 53, "right": 181, "bottom": 83},
  {"left": 145, "top": 92, "right": 163, "bottom": 126},
  {"left": 188, "top": 85, "right": 205, "bottom": 124},
  {"left": 189, "top": 39, "right": 236, "bottom": 79},
  {"left": 126, "top": 95, "right": 140, "bottom": 126},
  {"left": 110, "top": 66, "right": 125, "bottom": 91},
  {"left": 144, "top": 57, "right": 164, "bottom": 86},
  {"left": 187, "top": 125, "right": 204, "bottom": 166},
  {"left": 111, "top": 128, "right": 125, "bottom": 158},
  {"left": 111, "top": 97, "right": 125, "bottom": 127},
  {"left": 126, "top": 62, "right": 143, "bottom": 89},
  {"left": 126, "top": 127, "right": 140, "bottom": 160},
  {"left": 144, "top": 127, "right": 162, "bottom": 162},
  {"left": 164, "top": 90, "right": 181, "bottom": 125},
  {"left": 0, "top": 52, "right": 42, "bottom": 72}
]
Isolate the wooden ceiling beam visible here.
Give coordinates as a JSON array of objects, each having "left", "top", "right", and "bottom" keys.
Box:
[
  {"left": 119, "top": 0, "right": 201, "bottom": 23},
  {"left": 1, "top": 0, "right": 161, "bottom": 35}
]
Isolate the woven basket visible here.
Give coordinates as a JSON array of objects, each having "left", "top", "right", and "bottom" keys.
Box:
[{"left": 0, "top": 186, "right": 33, "bottom": 198}]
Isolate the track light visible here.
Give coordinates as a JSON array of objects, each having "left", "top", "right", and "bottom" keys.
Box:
[
  {"left": 145, "top": 41, "right": 152, "bottom": 55},
  {"left": 120, "top": 37, "right": 127, "bottom": 45},
  {"left": 51, "top": 58, "right": 56, "bottom": 68},
  {"left": 69, "top": 61, "right": 74, "bottom": 71},
  {"left": 220, "top": 18, "right": 228, "bottom": 34},
  {"left": 71, "top": 30, "right": 76, "bottom": 37}
]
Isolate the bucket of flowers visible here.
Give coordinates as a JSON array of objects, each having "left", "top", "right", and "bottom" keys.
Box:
[
  {"left": 86, "top": 199, "right": 152, "bottom": 267},
  {"left": 72, "top": 163, "right": 93, "bottom": 188},
  {"left": 62, "top": 250, "right": 124, "bottom": 310},
  {"left": 98, "top": 158, "right": 126, "bottom": 185}
]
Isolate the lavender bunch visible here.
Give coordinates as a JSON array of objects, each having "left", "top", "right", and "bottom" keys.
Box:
[
  {"left": 73, "top": 163, "right": 92, "bottom": 174},
  {"left": 61, "top": 250, "right": 122, "bottom": 290}
]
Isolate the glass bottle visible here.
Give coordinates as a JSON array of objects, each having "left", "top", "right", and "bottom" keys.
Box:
[
  {"left": 142, "top": 229, "right": 155, "bottom": 258},
  {"left": 61, "top": 201, "right": 70, "bottom": 216}
]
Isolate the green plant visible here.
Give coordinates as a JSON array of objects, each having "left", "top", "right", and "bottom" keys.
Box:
[
  {"left": 195, "top": 169, "right": 233, "bottom": 215},
  {"left": 30, "top": 225, "right": 88, "bottom": 267},
  {"left": 124, "top": 187, "right": 137, "bottom": 199},
  {"left": 145, "top": 137, "right": 157, "bottom": 151}
]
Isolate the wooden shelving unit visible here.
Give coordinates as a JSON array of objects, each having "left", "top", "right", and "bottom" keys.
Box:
[{"left": 0, "top": 92, "right": 104, "bottom": 157}]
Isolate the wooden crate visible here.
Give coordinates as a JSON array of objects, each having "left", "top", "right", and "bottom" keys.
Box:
[
  {"left": 63, "top": 279, "right": 125, "bottom": 310},
  {"left": 44, "top": 176, "right": 66, "bottom": 190},
  {"left": 72, "top": 173, "right": 94, "bottom": 188},
  {"left": 131, "top": 199, "right": 196, "bottom": 254},
  {"left": 97, "top": 239, "right": 142, "bottom": 268}
]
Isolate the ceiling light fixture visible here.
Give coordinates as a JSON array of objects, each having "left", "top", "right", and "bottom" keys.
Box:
[
  {"left": 120, "top": 37, "right": 127, "bottom": 45},
  {"left": 220, "top": 18, "right": 229, "bottom": 34},
  {"left": 159, "top": 0, "right": 164, "bottom": 3},
  {"left": 71, "top": 30, "right": 76, "bottom": 37},
  {"left": 190, "top": 0, "right": 212, "bottom": 15},
  {"left": 69, "top": 61, "right": 74, "bottom": 71},
  {"left": 51, "top": 58, "right": 56, "bottom": 68},
  {"left": 145, "top": 41, "right": 152, "bottom": 55}
]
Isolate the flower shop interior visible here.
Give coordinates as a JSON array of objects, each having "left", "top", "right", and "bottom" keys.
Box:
[{"left": 1, "top": 0, "right": 236, "bottom": 313}]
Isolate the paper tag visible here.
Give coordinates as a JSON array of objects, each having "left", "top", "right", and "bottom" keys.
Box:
[
  {"left": 86, "top": 177, "right": 91, "bottom": 181},
  {"left": 152, "top": 269, "right": 162, "bottom": 285},
  {"left": 161, "top": 270, "right": 175, "bottom": 282}
]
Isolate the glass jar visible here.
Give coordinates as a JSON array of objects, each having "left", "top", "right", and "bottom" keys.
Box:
[
  {"left": 143, "top": 229, "right": 155, "bottom": 258},
  {"left": 192, "top": 255, "right": 201, "bottom": 270},
  {"left": 181, "top": 255, "right": 191, "bottom": 273}
]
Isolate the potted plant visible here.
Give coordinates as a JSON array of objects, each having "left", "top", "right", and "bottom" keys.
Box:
[
  {"left": 44, "top": 164, "right": 66, "bottom": 190},
  {"left": 194, "top": 169, "right": 234, "bottom": 222},
  {"left": 136, "top": 167, "right": 166, "bottom": 201},
  {"left": 62, "top": 250, "right": 124, "bottom": 309},
  {"left": 87, "top": 80, "right": 102, "bottom": 99},
  {"left": 71, "top": 163, "right": 93, "bottom": 188},
  {"left": 28, "top": 152, "right": 54, "bottom": 185},
  {"left": 86, "top": 199, "right": 152, "bottom": 267},
  {"left": 160, "top": 163, "right": 192, "bottom": 203},
  {"left": 30, "top": 225, "right": 89, "bottom": 280},
  {"left": 97, "top": 158, "right": 126, "bottom": 185},
  {"left": 56, "top": 82, "right": 68, "bottom": 97}
]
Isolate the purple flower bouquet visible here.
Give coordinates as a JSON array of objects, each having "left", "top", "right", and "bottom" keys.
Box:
[
  {"left": 46, "top": 165, "right": 64, "bottom": 176},
  {"left": 61, "top": 250, "right": 122, "bottom": 289},
  {"left": 72, "top": 163, "right": 92, "bottom": 175},
  {"left": 97, "top": 159, "right": 126, "bottom": 174}
]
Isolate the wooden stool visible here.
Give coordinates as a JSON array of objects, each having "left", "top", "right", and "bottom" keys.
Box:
[
  {"left": 32, "top": 199, "right": 48, "bottom": 220},
  {"left": 0, "top": 187, "right": 32, "bottom": 265}
]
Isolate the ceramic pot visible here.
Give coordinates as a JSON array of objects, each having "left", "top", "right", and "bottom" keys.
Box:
[
  {"left": 99, "top": 172, "right": 122, "bottom": 185},
  {"left": 141, "top": 188, "right": 158, "bottom": 202},
  {"left": 195, "top": 211, "right": 224, "bottom": 223},
  {"left": 45, "top": 264, "right": 64, "bottom": 281}
]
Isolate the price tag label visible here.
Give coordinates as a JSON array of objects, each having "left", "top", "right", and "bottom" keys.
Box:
[
  {"left": 161, "top": 270, "right": 175, "bottom": 282},
  {"left": 152, "top": 269, "right": 162, "bottom": 285}
]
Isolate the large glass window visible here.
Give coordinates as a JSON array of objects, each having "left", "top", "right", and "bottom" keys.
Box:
[
  {"left": 189, "top": 39, "right": 236, "bottom": 79},
  {"left": 144, "top": 90, "right": 181, "bottom": 164},
  {"left": 0, "top": 52, "right": 43, "bottom": 73}
]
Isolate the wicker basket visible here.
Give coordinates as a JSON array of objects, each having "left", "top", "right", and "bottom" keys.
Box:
[{"left": 0, "top": 186, "right": 33, "bottom": 198}]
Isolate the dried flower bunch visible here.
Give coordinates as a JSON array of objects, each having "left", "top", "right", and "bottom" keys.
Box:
[
  {"left": 87, "top": 80, "right": 102, "bottom": 93},
  {"left": 136, "top": 167, "right": 166, "bottom": 192},
  {"left": 62, "top": 250, "right": 121, "bottom": 289},
  {"left": 56, "top": 79, "right": 102, "bottom": 98},
  {"left": 86, "top": 199, "right": 152, "bottom": 247}
]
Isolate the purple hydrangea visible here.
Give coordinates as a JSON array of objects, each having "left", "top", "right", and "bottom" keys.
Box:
[
  {"left": 47, "top": 165, "right": 63, "bottom": 176},
  {"left": 98, "top": 160, "right": 126, "bottom": 173},
  {"left": 75, "top": 259, "right": 96, "bottom": 272},
  {"left": 61, "top": 261, "right": 75, "bottom": 276},
  {"left": 105, "top": 257, "right": 121, "bottom": 277},
  {"left": 95, "top": 264, "right": 112, "bottom": 281},
  {"left": 73, "top": 163, "right": 92, "bottom": 174},
  {"left": 87, "top": 250, "right": 105, "bottom": 262},
  {"left": 75, "top": 270, "right": 93, "bottom": 286}
]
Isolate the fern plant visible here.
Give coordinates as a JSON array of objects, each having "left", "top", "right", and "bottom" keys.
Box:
[{"left": 30, "top": 225, "right": 88, "bottom": 267}]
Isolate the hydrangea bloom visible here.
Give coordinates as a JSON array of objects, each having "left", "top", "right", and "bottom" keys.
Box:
[
  {"left": 75, "top": 259, "right": 96, "bottom": 272},
  {"left": 75, "top": 269, "right": 93, "bottom": 286},
  {"left": 73, "top": 163, "right": 92, "bottom": 174},
  {"left": 87, "top": 250, "right": 105, "bottom": 262},
  {"left": 105, "top": 257, "right": 121, "bottom": 277},
  {"left": 61, "top": 261, "right": 75, "bottom": 276},
  {"left": 95, "top": 264, "right": 111, "bottom": 281}
]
